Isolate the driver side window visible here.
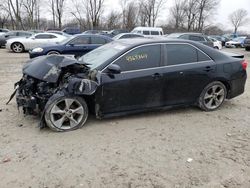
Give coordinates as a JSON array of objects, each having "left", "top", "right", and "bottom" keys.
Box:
[{"left": 115, "top": 45, "right": 161, "bottom": 72}]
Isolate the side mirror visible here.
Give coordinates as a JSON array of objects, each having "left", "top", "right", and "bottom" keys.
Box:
[
  {"left": 68, "top": 43, "right": 74, "bottom": 47},
  {"left": 5, "top": 35, "right": 9, "bottom": 38},
  {"left": 107, "top": 64, "right": 121, "bottom": 74}
]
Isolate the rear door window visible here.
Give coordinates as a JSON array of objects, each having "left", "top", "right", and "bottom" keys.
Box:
[
  {"left": 198, "top": 51, "right": 211, "bottom": 61},
  {"left": 35, "top": 34, "right": 55, "bottom": 39},
  {"left": 179, "top": 34, "right": 189, "bottom": 40},
  {"left": 164, "top": 44, "right": 211, "bottom": 65},
  {"left": 70, "top": 37, "right": 89, "bottom": 45},
  {"left": 18, "top": 32, "right": 31, "bottom": 37},
  {"left": 91, "top": 37, "right": 107, "bottom": 44},
  {"left": 189, "top": 35, "right": 206, "bottom": 41},
  {"left": 115, "top": 45, "right": 161, "bottom": 72}
]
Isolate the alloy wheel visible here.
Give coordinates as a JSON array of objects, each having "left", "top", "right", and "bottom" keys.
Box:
[
  {"left": 203, "top": 85, "right": 225, "bottom": 110},
  {"left": 49, "top": 98, "right": 85, "bottom": 130},
  {"left": 12, "top": 43, "right": 23, "bottom": 53}
]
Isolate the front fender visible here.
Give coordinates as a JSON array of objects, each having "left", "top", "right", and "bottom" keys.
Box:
[{"left": 66, "top": 78, "right": 99, "bottom": 95}]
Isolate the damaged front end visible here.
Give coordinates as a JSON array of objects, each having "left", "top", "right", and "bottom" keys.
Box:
[{"left": 9, "top": 55, "right": 99, "bottom": 119}]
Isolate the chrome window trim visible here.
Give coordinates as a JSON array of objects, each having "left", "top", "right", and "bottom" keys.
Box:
[
  {"left": 120, "top": 60, "right": 212, "bottom": 74},
  {"left": 101, "top": 42, "right": 213, "bottom": 73}
]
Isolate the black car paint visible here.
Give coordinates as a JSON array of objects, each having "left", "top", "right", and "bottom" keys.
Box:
[{"left": 12, "top": 39, "right": 247, "bottom": 127}]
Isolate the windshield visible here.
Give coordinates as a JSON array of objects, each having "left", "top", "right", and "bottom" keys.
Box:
[
  {"left": 79, "top": 42, "right": 127, "bottom": 70},
  {"left": 113, "top": 33, "right": 123, "bottom": 40},
  {"left": 57, "top": 36, "right": 75, "bottom": 44}
]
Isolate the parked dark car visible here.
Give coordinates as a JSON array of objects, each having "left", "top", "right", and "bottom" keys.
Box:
[
  {"left": 108, "top": 29, "right": 129, "bottom": 37},
  {"left": 166, "top": 33, "right": 214, "bottom": 48},
  {"left": 11, "top": 39, "right": 247, "bottom": 132},
  {"left": 113, "top": 33, "right": 144, "bottom": 40},
  {"left": 244, "top": 35, "right": 250, "bottom": 51},
  {"left": 29, "top": 34, "right": 113, "bottom": 58},
  {"left": 210, "top": 35, "right": 229, "bottom": 46},
  {"left": 0, "top": 31, "right": 32, "bottom": 47},
  {"left": 46, "top": 30, "right": 70, "bottom": 37},
  {"left": 83, "top": 30, "right": 101, "bottom": 34},
  {"left": 28, "top": 30, "right": 44, "bottom": 33},
  {"left": 0, "top": 28, "right": 9, "bottom": 33},
  {"left": 62, "top": 27, "right": 81, "bottom": 35}
]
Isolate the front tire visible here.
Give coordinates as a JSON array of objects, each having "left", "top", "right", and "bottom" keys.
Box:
[
  {"left": 11, "top": 42, "right": 24, "bottom": 53},
  {"left": 198, "top": 81, "right": 227, "bottom": 111},
  {"left": 47, "top": 51, "right": 60, "bottom": 55},
  {"left": 45, "top": 95, "right": 88, "bottom": 132}
]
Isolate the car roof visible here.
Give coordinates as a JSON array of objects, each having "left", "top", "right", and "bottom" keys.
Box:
[
  {"left": 132, "top": 27, "right": 163, "bottom": 31},
  {"left": 73, "top": 33, "right": 113, "bottom": 40},
  {"left": 110, "top": 38, "right": 231, "bottom": 61}
]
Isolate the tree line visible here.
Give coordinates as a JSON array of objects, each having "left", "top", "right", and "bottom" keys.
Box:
[{"left": 0, "top": 0, "right": 249, "bottom": 34}]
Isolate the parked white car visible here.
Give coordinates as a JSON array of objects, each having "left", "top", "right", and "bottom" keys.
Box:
[
  {"left": 131, "top": 27, "right": 164, "bottom": 38},
  {"left": 225, "top": 37, "right": 246, "bottom": 48},
  {"left": 6, "top": 33, "right": 67, "bottom": 53},
  {"left": 208, "top": 37, "right": 222, "bottom": 50}
]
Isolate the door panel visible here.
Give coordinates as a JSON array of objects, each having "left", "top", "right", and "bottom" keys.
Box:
[
  {"left": 98, "top": 68, "right": 164, "bottom": 114},
  {"left": 162, "top": 61, "right": 216, "bottom": 105}
]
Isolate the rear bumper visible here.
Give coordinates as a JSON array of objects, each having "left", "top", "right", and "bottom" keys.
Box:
[{"left": 227, "top": 74, "right": 247, "bottom": 99}]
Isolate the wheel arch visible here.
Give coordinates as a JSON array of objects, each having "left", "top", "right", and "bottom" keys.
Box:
[
  {"left": 47, "top": 50, "right": 61, "bottom": 55},
  {"left": 11, "top": 42, "right": 25, "bottom": 51},
  {"left": 211, "top": 78, "right": 231, "bottom": 98}
]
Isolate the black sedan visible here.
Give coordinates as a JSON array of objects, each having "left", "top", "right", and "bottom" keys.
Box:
[
  {"left": 11, "top": 39, "right": 247, "bottom": 132},
  {"left": 29, "top": 34, "right": 113, "bottom": 58}
]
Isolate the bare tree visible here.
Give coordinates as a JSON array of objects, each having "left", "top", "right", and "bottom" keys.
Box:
[
  {"left": 170, "top": 0, "right": 186, "bottom": 29},
  {"left": 22, "top": 0, "right": 41, "bottom": 29},
  {"left": 48, "top": 0, "right": 66, "bottom": 29},
  {"left": 139, "top": 0, "right": 166, "bottom": 27},
  {"left": 105, "top": 11, "right": 121, "bottom": 29},
  {"left": 48, "top": 0, "right": 56, "bottom": 28},
  {"left": 120, "top": 0, "right": 138, "bottom": 30},
  {"left": 7, "top": 0, "right": 25, "bottom": 29},
  {"left": 184, "top": 0, "right": 198, "bottom": 31},
  {"left": 84, "top": 0, "right": 105, "bottom": 29},
  {"left": 71, "top": 0, "right": 87, "bottom": 30},
  {"left": 55, "top": 0, "right": 66, "bottom": 29},
  {"left": 229, "top": 9, "right": 248, "bottom": 33},
  {"left": 195, "top": 0, "right": 220, "bottom": 31}
]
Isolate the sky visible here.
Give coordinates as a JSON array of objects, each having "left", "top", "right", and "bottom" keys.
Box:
[{"left": 101, "top": 0, "right": 250, "bottom": 32}]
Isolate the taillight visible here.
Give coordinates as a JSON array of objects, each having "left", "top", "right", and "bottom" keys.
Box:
[{"left": 242, "top": 60, "right": 248, "bottom": 70}]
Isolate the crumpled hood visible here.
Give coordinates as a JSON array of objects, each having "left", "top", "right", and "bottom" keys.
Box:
[{"left": 23, "top": 55, "right": 85, "bottom": 83}]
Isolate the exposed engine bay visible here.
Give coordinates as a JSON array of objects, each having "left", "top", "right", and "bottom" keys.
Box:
[{"left": 8, "top": 55, "right": 99, "bottom": 125}]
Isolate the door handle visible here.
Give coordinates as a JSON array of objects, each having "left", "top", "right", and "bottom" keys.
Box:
[{"left": 152, "top": 73, "right": 162, "bottom": 79}]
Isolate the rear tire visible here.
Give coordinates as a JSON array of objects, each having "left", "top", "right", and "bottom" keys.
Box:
[
  {"left": 11, "top": 42, "right": 24, "bottom": 53},
  {"left": 198, "top": 81, "right": 227, "bottom": 111}
]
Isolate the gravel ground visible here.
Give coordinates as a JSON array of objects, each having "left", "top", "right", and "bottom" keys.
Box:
[{"left": 0, "top": 47, "right": 249, "bottom": 188}]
